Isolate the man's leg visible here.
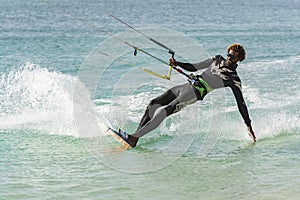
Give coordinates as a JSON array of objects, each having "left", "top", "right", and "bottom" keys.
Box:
[
  {"left": 126, "top": 88, "right": 178, "bottom": 147},
  {"left": 131, "top": 83, "right": 199, "bottom": 139},
  {"left": 135, "top": 87, "right": 177, "bottom": 131}
]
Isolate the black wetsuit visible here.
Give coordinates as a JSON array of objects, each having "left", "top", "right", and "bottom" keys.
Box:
[{"left": 132, "top": 55, "right": 251, "bottom": 138}]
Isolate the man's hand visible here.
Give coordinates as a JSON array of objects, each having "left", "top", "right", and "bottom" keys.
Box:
[
  {"left": 247, "top": 125, "right": 256, "bottom": 142},
  {"left": 169, "top": 58, "right": 178, "bottom": 66}
]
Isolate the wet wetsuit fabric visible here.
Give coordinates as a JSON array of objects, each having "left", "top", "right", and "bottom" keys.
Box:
[{"left": 132, "top": 55, "right": 251, "bottom": 138}]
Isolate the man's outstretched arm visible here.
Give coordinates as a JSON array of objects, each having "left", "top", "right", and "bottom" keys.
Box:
[{"left": 231, "top": 85, "right": 256, "bottom": 142}]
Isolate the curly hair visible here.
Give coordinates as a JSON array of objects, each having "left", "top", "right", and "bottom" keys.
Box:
[{"left": 227, "top": 43, "right": 246, "bottom": 62}]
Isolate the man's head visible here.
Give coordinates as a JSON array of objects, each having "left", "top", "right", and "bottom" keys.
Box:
[{"left": 226, "top": 43, "right": 246, "bottom": 63}]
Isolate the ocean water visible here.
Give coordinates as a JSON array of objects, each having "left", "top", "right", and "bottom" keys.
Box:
[{"left": 1, "top": 0, "right": 300, "bottom": 199}]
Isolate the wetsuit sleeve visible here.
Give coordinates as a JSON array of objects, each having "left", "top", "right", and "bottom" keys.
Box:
[
  {"left": 176, "top": 57, "right": 214, "bottom": 72},
  {"left": 192, "top": 57, "right": 214, "bottom": 70},
  {"left": 230, "top": 85, "right": 252, "bottom": 126}
]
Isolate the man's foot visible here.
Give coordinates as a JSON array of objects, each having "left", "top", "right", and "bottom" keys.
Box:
[
  {"left": 118, "top": 128, "right": 129, "bottom": 140},
  {"left": 118, "top": 128, "right": 139, "bottom": 148},
  {"left": 127, "top": 135, "right": 139, "bottom": 148}
]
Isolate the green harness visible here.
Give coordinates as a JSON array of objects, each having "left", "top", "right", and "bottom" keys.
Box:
[{"left": 191, "top": 76, "right": 213, "bottom": 98}]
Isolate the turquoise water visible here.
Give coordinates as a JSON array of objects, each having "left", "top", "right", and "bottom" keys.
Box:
[{"left": 1, "top": 0, "right": 300, "bottom": 199}]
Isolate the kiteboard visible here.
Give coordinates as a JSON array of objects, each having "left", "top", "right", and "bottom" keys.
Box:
[{"left": 105, "top": 127, "right": 132, "bottom": 149}]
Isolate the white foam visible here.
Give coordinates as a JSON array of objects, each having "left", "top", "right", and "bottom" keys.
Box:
[{"left": 0, "top": 62, "right": 107, "bottom": 137}]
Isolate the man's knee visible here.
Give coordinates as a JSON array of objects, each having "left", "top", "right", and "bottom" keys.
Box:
[
  {"left": 165, "top": 104, "right": 177, "bottom": 116},
  {"left": 145, "top": 98, "right": 161, "bottom": 117},
  {"left": 149, "top": 98, "right": 157, "bottom": 106},
  {"left": 148, "top": 97, "right": 162, "bottom": 108}
]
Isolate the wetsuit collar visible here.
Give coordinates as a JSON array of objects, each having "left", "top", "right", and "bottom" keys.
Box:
[
  {"left": 224, "top": 61, "right": 238, "bottom": 71},
  {"left": 228, "top": 63, "right": 238, "bottom": 70}
]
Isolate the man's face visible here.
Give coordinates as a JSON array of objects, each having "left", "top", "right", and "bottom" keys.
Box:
[{"left": 227, "top": 50, "right": 239, "bottom": 64}]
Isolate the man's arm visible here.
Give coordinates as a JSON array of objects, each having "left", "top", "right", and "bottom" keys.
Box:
[
  {"left": 231, "top": 85, "right": 256, "bottom": 142},
  {"left": 169, "top": 57, "right": 213, "bottom": 72}
]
